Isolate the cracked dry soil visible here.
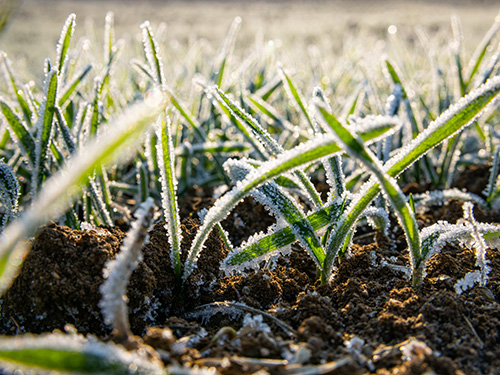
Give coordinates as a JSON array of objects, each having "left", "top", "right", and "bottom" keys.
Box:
[{"left": 1, "top": 166, "right": 500, "bottom": 375}]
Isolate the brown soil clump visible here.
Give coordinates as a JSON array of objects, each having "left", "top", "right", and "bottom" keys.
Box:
[{"left": 1, "top": 179, "right": 500, "bottom": 374}]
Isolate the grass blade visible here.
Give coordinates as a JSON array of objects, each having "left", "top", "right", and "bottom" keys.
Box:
[
  {"left": 141, "top": 21, "right": 165, "bottom": 85},
  {"left": 1, "top": 53, "right": 33, "bottom": 127},
  {"left": 318, "top": 105, "right": 422, "bottom": 287},
  {"left": 279, "top": 65, "right": 316, "bottom": 132},
  {"left": 213, "top": 85, "right": 323, "bottom": 207},
  {"left": 0, "top": 161, "right": 19, "bottom": 229},
  {"left": 322, "top": 75, "right": 500, "bottom": 281},
  {"left": 58, "top": 64, "right": 92, "bottom": 107},
  {"left": 0, "top": 333, "right": 163, "bottom": 374},
  {"left": 155, "top": 114, "right": 183, "bottom": 281},
  {"left": 56, "top": 14, "right": 76, "bottom": 75},
  {"left": 465, "top": 10, "right": 500, "bottom": 89},
  {"left": 237, "top": 77, "right": 500, "bottom": 277},
  {"left": 225, "top": 159, "right": 325, "bottom": 271},
  {"left": 0, "top": 98, "right": 35, "bottom": 164},
  {"left": 33, "top": 67, "right": 58, "bottom": 192}
]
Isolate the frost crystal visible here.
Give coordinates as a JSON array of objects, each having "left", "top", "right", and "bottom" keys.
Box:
[
  {"left": 454, "top": 202, "right": 492, "bottom": 293},
  {"left": 400, "top": 339, "right": 432, "bottom": 362},
  {"left": 0, "top": 161, "right": 20, "bottom": 229},
  {"left": 239, "top": 314, "right": 271, "bottom": 335},
  {"left": 413, "top": 188, "right": 487, "bottom": 214}
]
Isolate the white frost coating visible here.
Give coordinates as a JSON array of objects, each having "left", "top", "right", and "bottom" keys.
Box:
[
  {"left": 361, "top": 206, "right": 389, "bottom": 235},
  {"left": 348, "top": 115, "right": 402, "bottom": 138},
  {"left": 154, "top": 116, "right": 183, "bottom": 274},
  {"left": 80, "top": 222, "right": 108, "bottom": 236},
  {"left": 455, "top": 271, "right": 484, "bottom": 294},
  {"left": 140, "top": 21, "right": 165, "bottom": 85},
  {"left": 55, "top": 13, "right": 76, "bottom": 74},
  {"left": 454, "top": 202, "right": 491, "bottom": 293},
  {"left": 221, "top": 223, "right": 292, "bottom": 277},
  {"left": 186, "top": 302, "right": 245, "bottom": 325},
  {"left": 383, "top": 76, "right": 500, "bottom": 175},
  {"left": 183, "top": 133, "right": 339, "bottom": 282},
  {"left": 412, "top": 188, "right": 487, "bottom": 214},
  {"left": 240, "top": 314, "right": 271, "bottom": 334},
  {"left": 0, "top": 332, "right": 163, "bottom": 375},
  {"left": 99, "top": 198, "right": 155, "bottom": 339}
]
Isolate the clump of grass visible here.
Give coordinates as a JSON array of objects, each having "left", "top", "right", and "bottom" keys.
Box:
[{"left": 0, "top": 9, "right": 499, "bottom": 374}]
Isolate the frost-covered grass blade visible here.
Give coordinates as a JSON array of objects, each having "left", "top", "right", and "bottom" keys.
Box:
[
  {"left": 155, "top": 115, "right": 183, "bottom": 282},
  {"left": 0, "top": 88, "right": 167, "bottom": 294},
  {"left": 317, "top": 105, "right": 423, "bottom": 287},
  {"left": 0, "top": 333, "right": 163, "bottom": 375}
]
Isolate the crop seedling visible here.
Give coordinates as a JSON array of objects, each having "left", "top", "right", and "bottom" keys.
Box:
[{"left": 0, "top": 7, "right": 499, "bottom": 375}]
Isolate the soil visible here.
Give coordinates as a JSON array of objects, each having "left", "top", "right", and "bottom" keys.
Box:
[{"left": 1, "top": 167, "right": 500, "bottom": 375}]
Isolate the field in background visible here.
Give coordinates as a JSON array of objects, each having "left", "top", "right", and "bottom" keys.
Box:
[{"left": 1, "top": 0, "right": 499, "bottom": 70}]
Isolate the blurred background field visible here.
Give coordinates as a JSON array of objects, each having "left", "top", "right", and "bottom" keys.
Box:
[{"left": 1, "top": 0, "right": 499, "bottom": 70}]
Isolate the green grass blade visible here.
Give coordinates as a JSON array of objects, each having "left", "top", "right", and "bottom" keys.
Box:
[
  {"left": 257, "top": 77, "right": 282, "bottom": 101},
  {"left": 0, "top": 88, "right": 167, "bottom": 294},
  {"left": 225, "top": 159, "right": 325, "bottom": 270},
  {"left": 155, "top": 115, "right": 183, "bottom": 281},
  {"left": 90, "top": 78, "right": 103, "bottom": 136},
  {"left": 34, "top": 67, "right": 58, "bottom": 192},
  {"left": 214, "top": 86, "right": 283, "bottom": 155},
  {"left": 137, "top": 161, "right": 149, "bottom": 203},
  {"left": 451, "top": 15, "right": 467, "bottom": 96},
  {"left": 55, "top": 105, "right": 76, "bottom": 154},
  {"left": 225, "top": 200, "right": 342, "bottom": 267},
  {"left": 319, "top": 105, "right": 422, "bottom": 286},
  {"left": 56, "top": 14, "right": 76, "bottom": 74},
  {"left": 1, "top": 52, "right": 33, "bottom": 127},
  {"left": 384, "top": 60, "right": 424, "bottom": 172},
  {"left": 465, "top": 10, "right": 500, "bottom": 89},
  {"left": 0, "top": 98, "right": 35, "bottom": 164},
  {"left": 213, "top": 17, "right": 241, "bottom": 87},
  {"left": 141, "top": 21, "right": 165, "bottom": 85},
  {"left": 58, "top": 64, "right": 92, "bottom": 107},
  {"left": 0, "top": 333, "right": 164, "bottom": 374},
  {"left": 165, "top": 86, "right": 207, "bottom": 141},
  {"left": 279, "top": 66, "right": 316, "bottom": 132},
  {"left": 176, "top": 141, "right": 250, "bottom": 156},
  {"left": 104, "top": 11, "right": 115, "bottom": 65}
]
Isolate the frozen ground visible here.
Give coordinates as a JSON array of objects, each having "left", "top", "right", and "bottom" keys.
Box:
[{"left": 1, "top": 0, "right": 498, "bottom": 67}]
